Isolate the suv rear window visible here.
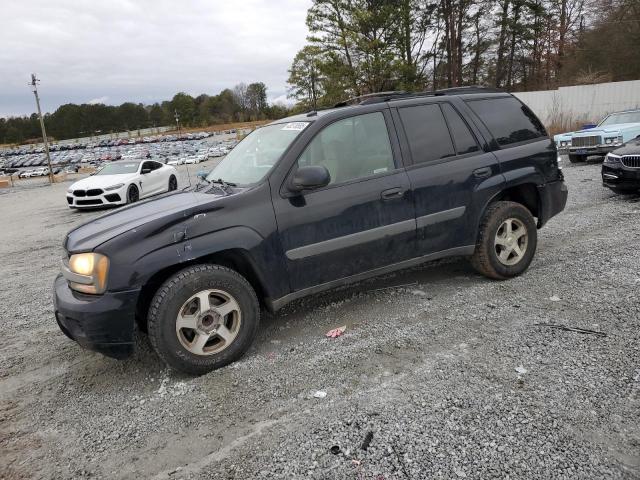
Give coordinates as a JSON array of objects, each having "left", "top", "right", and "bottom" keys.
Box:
[
  {"left": 398, "top": 104, "right": 455, "bottom": 164},
  {"left": 466, "top": 96, "right": 547, "bottom": 146}
]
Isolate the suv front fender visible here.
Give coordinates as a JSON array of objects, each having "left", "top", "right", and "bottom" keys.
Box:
[{"left": 104, "top": 225, "right": 289, "bottom": 304}]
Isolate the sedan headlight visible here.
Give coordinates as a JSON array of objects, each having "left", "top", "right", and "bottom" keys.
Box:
[
  {"left": 604, "top": 153, "right": 621, "bottom": 165},
  {"left": 63, "top": 253, "right": 110, "bottom": 294},
  {"left": 104, "top": 183, "right": 125, "bottom": 191}
]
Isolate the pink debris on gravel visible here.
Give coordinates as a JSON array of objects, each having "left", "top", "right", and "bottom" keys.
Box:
[{"left": 325, "top": 325, "right": 346, "bottom": 338}]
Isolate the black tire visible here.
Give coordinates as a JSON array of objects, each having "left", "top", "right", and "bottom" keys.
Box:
[
  {"left": 471, "top": 201, "right": 538, "bottom": 280},
  {"left": 147, "top": 264, "right": 260, "bottom": 375},
  {"left": 168, "top": 175, "right": 178, "bottom": 191},
  {"left": 127, "top": 184, "right": 139, "bottom": 203},
  {"left": 568, "top": 154, "right": 585, "bottom": 163}
]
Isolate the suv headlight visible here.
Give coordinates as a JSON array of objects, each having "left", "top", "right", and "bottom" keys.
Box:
[
  {"left": 63, "top": 253, "right": 110, "bottom": 294},
  {"left": 604, "top": 153, "right": 621, "bottom": 165},
  {"left": 104, "top": 183, "right": 124, "bottom": 191}
]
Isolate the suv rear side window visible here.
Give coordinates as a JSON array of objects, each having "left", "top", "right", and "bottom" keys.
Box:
[
  {"left": 466, "top": 96, "right": 547, "bottom": 146},
  {"left": 398, "top": 104, "right": 455, "bottom": 164},
  {"left": 442, "top": 103, "right": 480, "bottom": 155},
  {"left": 297, "top": 112, "right": 395, "bottom": 185}
]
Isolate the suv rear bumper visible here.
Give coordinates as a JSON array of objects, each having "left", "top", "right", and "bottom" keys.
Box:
[
  {"left": 53, "top": 274, "right": 138, "bottom": 359},
  {"left": 537, "top": 179, "right": 568, "bottom": 227}
]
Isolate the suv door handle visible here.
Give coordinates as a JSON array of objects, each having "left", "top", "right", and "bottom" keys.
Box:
[
  {"left": 473, "top": 167, "right": 492, "bottom": 179},
  {"left": 381, "top": 187, "right": 405, "bottom": 201}
]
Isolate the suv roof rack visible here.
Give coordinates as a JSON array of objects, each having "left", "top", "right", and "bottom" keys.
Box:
[{"left": 333, "top": 86, "right": 504, "bottom": 108}]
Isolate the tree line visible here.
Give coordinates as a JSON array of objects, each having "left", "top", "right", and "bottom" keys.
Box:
[
  {"left": 0, "top": 82, "right": 290, "bottom": 144},
  {"left": 287, "top": 0, "right": 640, "bottom": 109}
]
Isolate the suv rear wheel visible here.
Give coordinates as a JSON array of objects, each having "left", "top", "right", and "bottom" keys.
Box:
[
  {"left": 147, "top": 264, "right": 260, "bottom": 375},
  {"left": 471, "top": 201, "right": 538, "bottom": 280}
]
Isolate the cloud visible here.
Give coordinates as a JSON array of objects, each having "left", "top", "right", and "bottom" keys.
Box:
[
  {"left": 0, "top": 0, "right": 312, "bottom": 116},
  {"left": 269, "top": 93, "right": 296, "bottom": 106},
  {"left": 87, "top": 96, "right": 109, "bottom": 105}
]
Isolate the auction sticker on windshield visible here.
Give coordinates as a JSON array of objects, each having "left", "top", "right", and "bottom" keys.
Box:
[{"left": 281, "top": 122, "right": 309, "bottom": 131}]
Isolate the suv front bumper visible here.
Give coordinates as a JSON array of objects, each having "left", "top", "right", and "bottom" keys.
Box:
[
  {"left": 602, "top": 164, "right": 640, "bottom": 191},
  {"left": 53, "top": 274, "right": 139, "bottom": 359},
  {"left": 568, "top": 145, "right": 621, "bottom": 157}
]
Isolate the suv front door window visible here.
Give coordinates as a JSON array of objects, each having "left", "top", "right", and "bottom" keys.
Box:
[
  {"left": 297, "top": 112, "right": 396, "bottom": 185},
  {"left": 272, "top": 110, "right": 416, "bottom": 290}
]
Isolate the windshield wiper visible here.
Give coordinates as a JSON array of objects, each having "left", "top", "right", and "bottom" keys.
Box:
[
  {"left": 193, "top": 175, "right": 211, "bottom": 192},
  {"left": 206, "top": 178, "right": 237, "bottom": 195}
]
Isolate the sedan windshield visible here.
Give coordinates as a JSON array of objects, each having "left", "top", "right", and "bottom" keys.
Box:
[
  {"left": 95, "top": 162, "right": 140, "bottom": 175},
  {"left": 599, "top": 111, "right": 640, "bottom": 127},
  {"left": 206, "top": 122, "right": 309, "bottom": 185}
]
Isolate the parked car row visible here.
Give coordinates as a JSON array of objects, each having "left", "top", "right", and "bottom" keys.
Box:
[
  {"left": 552, "top": 108, "right": 640, "bottom": 194},
  {"left": 553, "top": 109, "right": 640, "bottom": 163},
  {"left": 1, "top": 136, "right": 238, "bottom": 177},
  {"left": 0, "top": 128, "right": 243, "bottom": 158}
]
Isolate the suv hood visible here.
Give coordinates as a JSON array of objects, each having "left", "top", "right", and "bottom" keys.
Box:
[{"left": 65, "top": 191, "right": 199, "bottom": 252}]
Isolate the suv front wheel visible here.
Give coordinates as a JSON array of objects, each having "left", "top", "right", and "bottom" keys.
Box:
[
  {"left": 147, "top": 264, "right": 260, "bottom": 375},
  {"left": 471, "top": 201, "right": 538, "bottom": 280}
]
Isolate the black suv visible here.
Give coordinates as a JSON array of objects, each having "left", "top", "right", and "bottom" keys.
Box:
[{"left": 54, "top": 88, "right": 568, "bottom": 374}]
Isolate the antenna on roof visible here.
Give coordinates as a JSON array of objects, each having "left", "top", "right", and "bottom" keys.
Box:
[{"left": 307, "top": 63, "right": 319, "bottom": 113}]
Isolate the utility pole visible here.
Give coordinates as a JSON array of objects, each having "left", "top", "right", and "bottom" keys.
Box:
[
  {"left": 29, "top": 74, "right": 54, "bottom": 184},
  {"left": 174, "top": 109, "right": 182, "bottom": 138},
  {"left": 174, "top": 109, "right": 185, "bottom": 155},
  {"left": 174, "top": 109, "right": 191, "bottom": 187}
]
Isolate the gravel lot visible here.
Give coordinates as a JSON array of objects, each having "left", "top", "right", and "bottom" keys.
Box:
[{"left": 1, "top": 159, "right": 638, "bottom": 480}]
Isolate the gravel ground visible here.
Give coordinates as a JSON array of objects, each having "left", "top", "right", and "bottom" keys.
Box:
[{"left": 0, "top": 159, "right": 638, "bottom": 480}]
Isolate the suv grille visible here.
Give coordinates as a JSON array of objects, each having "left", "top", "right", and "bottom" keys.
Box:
[
  {"left": 621, "top": 155, "right": 640, "bottom": 169},
  {"left": 572, "top": 136, "right": 601, "bottom": 147}
]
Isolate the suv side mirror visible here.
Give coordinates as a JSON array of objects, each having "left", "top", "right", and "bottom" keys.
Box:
[
  {"left": 141, "top": 167, "right": 151, "bottom": 174},
  {"left": 290, "top": 165, "right": 331, "bottom": 192}
]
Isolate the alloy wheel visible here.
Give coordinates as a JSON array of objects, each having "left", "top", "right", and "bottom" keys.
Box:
[
  {"left": 175, "top": 289, "right": 242, "bottom": 356},
  {"left": 494, "top": 218, "right": 528, "bottom": 266}
]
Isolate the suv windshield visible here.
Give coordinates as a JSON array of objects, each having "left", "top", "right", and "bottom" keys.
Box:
[
  {"left": 206, "top": 122, "right": 309, "bottom": 185},
  {"left": 599, "top": 111, "right": 640, "bottom": 126},
  {"left": 95, "top": 162, "right": 140, "bottom": 175}
]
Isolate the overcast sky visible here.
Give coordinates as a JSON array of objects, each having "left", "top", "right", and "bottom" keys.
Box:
[{"left": 0, "top": 0, "right": 312, "bottom": 117}]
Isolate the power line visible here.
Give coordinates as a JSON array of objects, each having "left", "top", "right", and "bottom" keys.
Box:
[{"left": 29, "top": 74, "right": 53, "bottom": 184}]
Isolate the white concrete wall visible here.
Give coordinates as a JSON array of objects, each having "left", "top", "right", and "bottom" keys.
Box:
[{"left": 513, "top": 80, "right": 640, "bottom": 126}]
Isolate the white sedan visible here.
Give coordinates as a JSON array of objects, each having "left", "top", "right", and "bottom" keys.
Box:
[{"left": 66, "top": 160, "right": 178, "bottom": 209}]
